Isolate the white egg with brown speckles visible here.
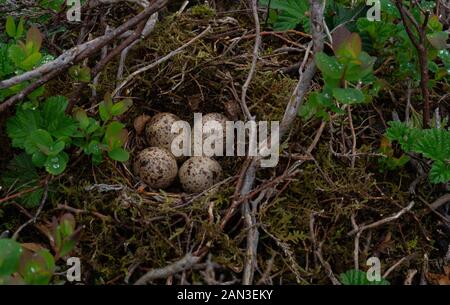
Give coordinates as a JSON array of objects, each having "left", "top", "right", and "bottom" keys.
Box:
[
  {"left": 178, "top": 157, "right": 223, "bottom": 193},
  {"left": 135, "top": 147, "right": 178, "bottom": 189},
  {"left": 145, "top": 112, "right": 182, "bottom": 152}
]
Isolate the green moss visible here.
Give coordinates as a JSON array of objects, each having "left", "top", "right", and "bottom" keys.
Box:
[{"left": 189, "top": 4, "right": 215, "bottom": 17}]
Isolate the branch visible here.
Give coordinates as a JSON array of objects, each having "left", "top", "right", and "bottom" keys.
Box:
[
  {"left": 112, "top": 25, "right": 212, "bottom": 97},
  {"left": 134, "top": 253, "right": 200, "bottom": 285},
  {"left": 0, "top": 0, "right": 168, "bottom": 113},
  {"left": 348, "top": 201, "right": 415, "bottom": 236}
]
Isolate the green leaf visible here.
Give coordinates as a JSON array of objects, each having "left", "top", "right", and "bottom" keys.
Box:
[
  {"left": 7, "top": 44, "right": 26, "bottom": 66},
  {"left": 110, "top": 99, "right": 133, "bottom": 116},
  {"left": 429, "top": 161, "right": 450, "bottom": 184},
  {"left": 6, "top": 107, "right": 42, "bottom": 149},
  {"left": 340, "top": 269, "right": 389, "bottom": 285},
  {"left": 48, "top": 141, "right": 66, "bottom": 156},
  {"left": 44, "top": 152, "right": 69, "bottom": 175},
  {"left": 0, "top": 239, "right": 23, "bottom": 276},
  {"left": 15, "top": 17, "right": 25, "bottom": 38},
  {"left": 32, "top": 151, "right": 47, "bottom": 167},
  {"left": 27, "top": 85, "right": 45, "bottom": 101},
  {"left": 98, "top": 102, "right": 111, "bottom": 122},
  {"left": 0, "top": 43, "right": 15, "bottom": 78},
  {"left": 427, "top": 31, "right": 449, "bottom": 50},
  {"left": 74, "top": 109, "right": 90, "bottom": 130},
  {"left": 332, "top": 88, "right": 365, "bottom": 104},
  {"left": 1, "top": 154, "right": 43, "bottom": 207},
  {"left": 86, "top": 140, "right": 101, "bottom": 155},
  {"left": 20, "top": 52, "right": 42, "bottom": 70},
  {"left": 42, "top": 96, "right": 77, "bottom": 139},
  {"left": 68, "top": 65, "right": 91, "bottom": 83},
  {"left": 315, "top": 52, "right": 343, "bottom": 79},
  {"left": 5, "top": 16, "right": 16, "bottom": 38},
  {"left": 29, "top": 129, "right": 53, "bottom": 155},
  {"left": 259, "top": 0, "right": 309, "bottom": 31},
  {"left": 385, "top": 121, "right": 421, "bottom": 153},
  {"left": 414, "top": 128, "right": 450, "bottom": 161},
  {"left": 20, "top": 249, "right": 55, "bottom": 285},
  {"left": 108, "top": 147, "right": 129, "bottom": 162},
  {"left": 105, "top": 121, "right": 128, "bottom": 149}
]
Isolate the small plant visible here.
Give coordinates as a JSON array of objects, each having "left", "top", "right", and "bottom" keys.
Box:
[
  {"left": 340, "top": 269, "right": 390, "bottom": 285},
  {"left": 6, "top": 94, "right": 132, "bottom": 176},
  {"left": 385, "top": 121, "right": 450, "bottom": 184},
  {"left": 299, "top": 32, "right": 379, "bottom": 120},
  {"left": 0, "top": 213, "right": 80, "bottom": 285},
  {"left": 1, "top": 16, "right": 51, "bottom": 102},
  {"left": 259, "top": 0, "right": 310, "bottom": 31}
]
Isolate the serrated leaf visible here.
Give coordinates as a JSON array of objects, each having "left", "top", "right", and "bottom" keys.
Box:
[
  {"left": 332, "top": 88, "right": 365, "bottom": 104},
  {"left": 7, "top": 44, "right": 26, "bottom": 66},
  {"left": 429, "top": 161, "right": 450, "bottom": 184},
  {"left": 340, "top": 269, "right": 389, "bottom": 285},
  {"left": 42, "top": 96, "right": 77, "bottom": 139},
  {"left": 414, "top": 128, "right": 450, "bottom": 161},
  {"left": 1, "top": 154, "right": 43, "bottom": 207},
  {"left": 29, "top": 129, "right": 53, "bottom": 155},
  {"left": 0, "top": 239, "right": 23, "bottom": 276},
  {"left": 6, "top": 107, "right": 42, "bottom": 149}
]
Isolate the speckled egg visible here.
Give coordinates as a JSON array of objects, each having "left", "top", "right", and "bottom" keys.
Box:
[
  {"left": 178, "top": 157, "right": 223, "bottom": 193},
  {"left": 201, "top": 113, "right": 228, "bottom": 139},
  {"left": 134, "top": 147, "right": 178, "bottom": 189},
  {"left": 145, "top": 112, "right": 182, "bottom": 152}
]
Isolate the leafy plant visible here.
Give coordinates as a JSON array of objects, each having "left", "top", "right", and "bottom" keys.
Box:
[
  {"left": 0, "top": 16, "right": 49, "bottom": 102},
  {"left": 259, "top": 0, "right": 366, "bottom": 31},
  {"left": 0, "top": 213, "right": 80, "bottom": 285},
  {"left": 73, "top": 92, "right": 132, "bottom": 163},
  {"left": 340, "top": 269, "right": 390, "bottom": 285},
  {"left": 299, "top": 32, "right": 379, "bottom": 120},
  {"left": 6, "top": 94, "right": 132, "bottom": 176},
  {"left": 385, "top": 121, "right": 450, "bottom": 184},
  {"left": 259, "top": 0, "right": 310, "bottom": 31},
  {"left": 6, "top": 96, "right": 77, "bottom": 175}
]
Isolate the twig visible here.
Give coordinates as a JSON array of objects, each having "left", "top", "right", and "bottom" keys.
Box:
[
  {"left": 348, "top": 106, "right": 357, "bottom": 168},
  {"left": 0, "top": 0, "right": 168, "bottom": 113},
  {"left": 395, "top": 0, "right": 431, "bottom": 127},
  {"left": 348, "top": 201, "right": 415, "bottom": 236},
  {"left": 112, "top": 25, "right": 212, "bottom": 97},
  {"left": 12, "top": 181, "right": 49, "bottom": 240},
  {"left": 240, "top": 0, "right": 261, "bottom": 121},
  {"left": 134, "top": 253, "right": 200, "bottom": 285},
  {"left": 0, "top": 186, "right": 42, "bottom": 205},
  {"left": 427, "top": 193, "right": 450, "bottom": 211}
]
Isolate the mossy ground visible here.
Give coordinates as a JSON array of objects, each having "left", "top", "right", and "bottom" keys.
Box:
[{"left": 0, "top": 1, "right": 448, "bottom": 284}]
